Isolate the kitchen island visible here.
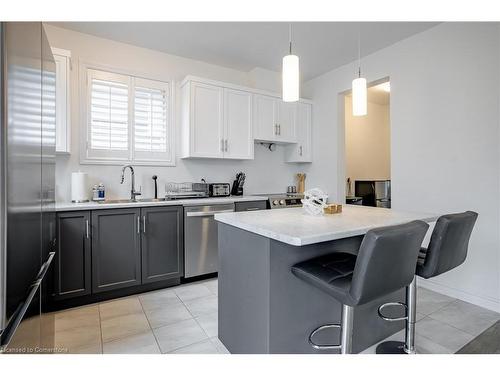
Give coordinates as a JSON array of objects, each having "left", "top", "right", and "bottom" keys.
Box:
[{"left": 214, "top": 205, "right": 438, "bottom": 354}]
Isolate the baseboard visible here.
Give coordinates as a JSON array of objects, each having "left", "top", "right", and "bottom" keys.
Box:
[{"left": 417, "top": 278, "right": 500, "bottom": 313}]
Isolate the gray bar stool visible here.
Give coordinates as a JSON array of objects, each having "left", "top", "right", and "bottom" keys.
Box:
[
  {"left": 291, "top": 220, "right": 429, "bottom": 354},
  {"left": 376, "top": 211, "right": 478, "bottom": 354}
]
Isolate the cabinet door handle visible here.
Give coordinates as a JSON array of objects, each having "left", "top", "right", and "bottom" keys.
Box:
[
  {"left": 274, "top": 124, "right": 277, "bottom": 135},
  {"left": 278, "top": 124, "right": 281, "bottom": 135},
  {"left": 85, "top": 220, "right": 89, "bottom": 239},
  {"left": 225, "top": 139, "right": 228, "bottom": 152},
  {"left": 143, "top": 216, "right": 146, "bottom": 234},
  {"left": 221, "top": 139, "right": 224, "bottom": 152},
  {"left": 137, "top": 216, "right": 140, "bottom": 234},
  {"left": 299, "top": 145, "right": 303, "bottom": 156}
]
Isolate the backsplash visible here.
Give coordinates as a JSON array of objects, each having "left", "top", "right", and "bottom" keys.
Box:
[{"left": 56, "top": 144, "right": 303, "bottom": 202}]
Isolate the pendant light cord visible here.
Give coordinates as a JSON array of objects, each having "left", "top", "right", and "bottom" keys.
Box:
[
  {"left": 289, "top": 23, "right": 292, "bottom": 55},
  {"left": 357, "top": 27, "right": 361, "bottom": 78}
]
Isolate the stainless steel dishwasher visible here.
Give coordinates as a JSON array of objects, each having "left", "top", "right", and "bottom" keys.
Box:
[{"left": 184, "top": 203, "right": 235, "bottom": 278}]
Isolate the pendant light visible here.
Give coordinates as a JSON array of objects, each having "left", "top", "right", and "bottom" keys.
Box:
[
  {"left": 282, "top": 23, "right": 299, "bottom": 102},
  {"left": 352, "top": 30, "right": 367, "bottom": 116}
]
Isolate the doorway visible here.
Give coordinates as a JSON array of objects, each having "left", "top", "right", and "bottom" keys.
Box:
[{"left": 343, "top": 79, "right": 391, "bottom": 208}]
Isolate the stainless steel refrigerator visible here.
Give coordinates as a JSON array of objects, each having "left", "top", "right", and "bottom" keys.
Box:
[
  {"left": 354, "top": 180, "right": 391, "bottom": 208},
  {"left": 0, "top": 22, "right": 56, "bottom": 353}
]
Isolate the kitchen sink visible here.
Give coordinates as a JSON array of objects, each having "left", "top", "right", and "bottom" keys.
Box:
[{"left": 97, "top": 198, "right": 167, "bottom": 204}]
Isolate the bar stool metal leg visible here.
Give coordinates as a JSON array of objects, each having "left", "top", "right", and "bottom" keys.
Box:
[
  {"left": 341, "top": 305, "right": 354, "bottom": 354},
  {"left": 404, "top": 277, "right": 417, "bottom": 354},
  {"left": 376, "top": 276, "right": 417, "bottom": 354},
  {"left": 308, "top": 304, "right": 355, "bottom": 354}
]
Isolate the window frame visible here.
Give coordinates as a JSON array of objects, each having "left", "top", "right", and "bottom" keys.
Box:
[{"left": 80, "top": 61, "right": 175, "bottom": 166}]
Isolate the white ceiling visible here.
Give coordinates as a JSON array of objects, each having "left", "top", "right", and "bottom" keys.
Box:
[{"left": 50, "top": 22, "right": 438, "bottom": 81}]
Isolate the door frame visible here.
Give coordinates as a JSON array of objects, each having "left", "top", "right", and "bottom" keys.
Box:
[{"left": 337, "top": 76, "right": 391, "bottom": 204}]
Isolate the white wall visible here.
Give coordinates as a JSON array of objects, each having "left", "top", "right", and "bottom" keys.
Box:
[
  {"left": 44, "top": 24, "right": 304, "bottom": 202},
  {"left": 344, "top": 96, "right": 391, "bottom": 185},
  {"left": 303, "top": 23, "right": 500, "bottom": 312}
]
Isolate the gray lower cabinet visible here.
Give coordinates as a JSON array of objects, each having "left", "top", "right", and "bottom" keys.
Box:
[
  {"left": 141, "top": 206, "right": 184, "bottom": 284},
  {"left": 91, "top": 208, "right": 142, "bottom": 293},
  {"left": 54, "top": 211, "right": 92, "bottom": 300}
]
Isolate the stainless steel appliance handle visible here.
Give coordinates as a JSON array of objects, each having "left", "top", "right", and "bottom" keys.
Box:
[
  {"left": 143, "top": 216, "right": 146, "bottom": 234},
  {"left": 186, "top": 209, "right": 234, "bottom": 217},
  {"left": 0, "top": 24, "right": 7, "bottom": 335},
  {"left": 0, "top": 251, "right": 55, "bottom": 349}
]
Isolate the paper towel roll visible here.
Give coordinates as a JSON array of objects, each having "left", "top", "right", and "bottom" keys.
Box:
[{"left": 71, "top": 172, "right": 89, "bottom": 203}]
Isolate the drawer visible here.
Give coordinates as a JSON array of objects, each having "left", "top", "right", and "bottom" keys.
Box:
[{"left": 234, "top": 200, "right": 267, "bottom": 212}]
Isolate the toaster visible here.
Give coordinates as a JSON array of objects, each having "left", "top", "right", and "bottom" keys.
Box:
[{"left": 209, "top": 183, "right": 231, "bottom": 197}]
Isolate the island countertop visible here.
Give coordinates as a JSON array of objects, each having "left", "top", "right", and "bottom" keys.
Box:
[{"left": 215, "top": 205, "right": 439, "bottom": 246}]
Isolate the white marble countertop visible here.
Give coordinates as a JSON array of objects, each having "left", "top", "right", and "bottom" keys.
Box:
[
  {"left": 55, "top": 195, "right": 267, "bottom": 212},
  {"left": 215, "top": 205, "right": 439, "bottom": 246}
]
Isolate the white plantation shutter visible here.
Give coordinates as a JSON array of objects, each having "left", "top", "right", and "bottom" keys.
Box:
[
  {"left": 133, "top": 78, "right": 171, "bottom": 161},
  {"left": 83, "top": 68, "right": 173, "bottom": 165},
  {"left": 91, "top": 79, "right": 128, "bottom": 150}
]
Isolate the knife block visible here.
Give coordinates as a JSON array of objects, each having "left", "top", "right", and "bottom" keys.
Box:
[{"left": 231, "top": 180, "right": 243, "bottom": 196}]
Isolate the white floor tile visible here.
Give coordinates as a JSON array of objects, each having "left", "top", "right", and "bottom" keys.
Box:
[
  {"left": 174, "top": 284, "right": 213, "bottom": 302},
  {"left": 416, "top": 316, "right": 474, "bottom": 352},
  {"left": 184, "top": 295, "right": 218, "bottom": 317},
  {"left": 153, "top": 318, "right": 208, "bottom": 353},
  {"left": 145, "top": 302, "right": 193, "bottom": 329},
  {"left": 103, "top": 331, "right": 160, "bottom": 354},
  {"left": 195, "top": 312, "right": 218, "bottom": 337},
  {"left": 169, "top": 339, "right": 220, "bottom": 354},
  {"left": 101, "top": 312, "right": 151, "bottom": 343},
  {"left": 99, "top": 297, "right": 143, "bottom": 320},
  {"left": 428, "top": 299, "right": 500, "bottom": 336},
  {"left": 211, "top": 337, "right": 230, "bottom": 354},
  {"left": 416, "top": 287, "right": 456, "bottom": 316},
  {"left": 139, "top": 289, "right": 181, "bottom": 311}
]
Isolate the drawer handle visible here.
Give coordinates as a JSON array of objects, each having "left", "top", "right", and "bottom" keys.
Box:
[
  {"left": 186, "top": 209, "right": 234, "bottom": 217},
  {"left": 246, "top": 207, "right": 261, "bottom": 211}
]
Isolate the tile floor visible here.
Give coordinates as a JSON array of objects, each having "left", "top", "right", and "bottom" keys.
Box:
[{"left": 49, "top": 278, "right": 499, "bottom": 354}]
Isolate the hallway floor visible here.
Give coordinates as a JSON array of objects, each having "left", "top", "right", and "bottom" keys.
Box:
[{"left": 47, "top": 278, "right": 499, "bottom": 354}]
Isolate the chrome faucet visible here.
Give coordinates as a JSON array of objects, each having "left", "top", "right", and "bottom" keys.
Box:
[{"left": 120, "top": 165, "right": 141, "bottom": 201}]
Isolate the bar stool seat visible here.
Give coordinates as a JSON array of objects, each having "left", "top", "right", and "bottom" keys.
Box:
[
  {"left": 292, "top": 220, "right": 429, "bottom": 354},
  {"left": 292, "top": 253, "right": 356, "bottom": 305}
]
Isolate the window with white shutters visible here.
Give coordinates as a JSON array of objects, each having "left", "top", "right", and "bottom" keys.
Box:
[{"left": 82, "top": 67, "right": 173, "bottom": 165}]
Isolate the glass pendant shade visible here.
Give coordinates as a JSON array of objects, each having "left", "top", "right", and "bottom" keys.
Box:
[
  {"left": 352, "top": 77, "right": 367, "bottom": 116},
  {"left": 282, "top": 54, "right": 299, "bottom": 102}
]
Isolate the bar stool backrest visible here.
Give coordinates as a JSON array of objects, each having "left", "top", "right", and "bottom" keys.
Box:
[
  {"left": 417, "top": 211, "right": 478, "bottom": 279},
  {"left": 349, "top": 221, "right": 429, "bottom": 306}
]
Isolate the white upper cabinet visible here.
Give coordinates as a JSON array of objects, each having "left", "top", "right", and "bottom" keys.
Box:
[
  {"left": 52, "top": 47, "right": 71, "bottom": 154},
  {"left": 278, "top": 101, "right": 297, "bottom": 142},
  {"left": 286, "top": 102, "right": 312, "bottom": 163},
  {"left": 253, "top": 94, "right": 297, "bottom": 143},
  {"left": 184, "top": 81, "right": 224, "bottom": 158},
  {"left": 181, "top": 76, "right": 312, "bottom": 162},
  {"left": 253, "top": 94, "right": 278, "bottom": 142},
  {"left": 224, "top": 88, "right": 253, "bottom": 159},
  {"left": 181, "top": 78, "right": 253, "bottom": 159}
]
